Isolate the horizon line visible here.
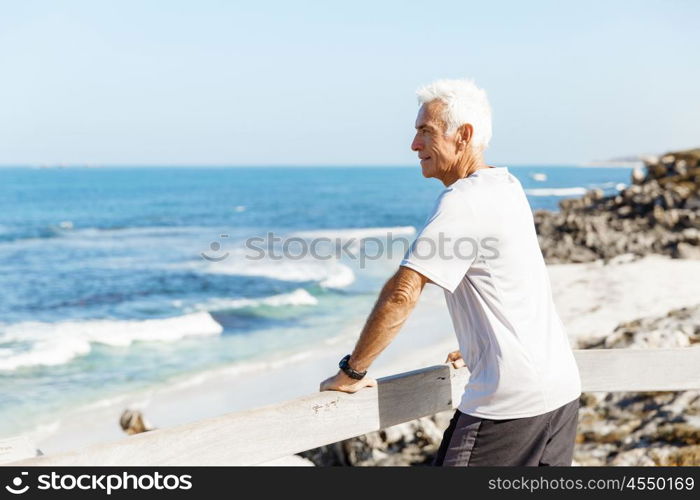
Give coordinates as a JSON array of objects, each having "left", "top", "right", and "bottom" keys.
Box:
[{"left": 0, "top": 162, "right": 639, "bottom": 169}]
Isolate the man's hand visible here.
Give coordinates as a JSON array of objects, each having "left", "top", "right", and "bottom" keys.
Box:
[
  {"left": 445, "top": 350, "right": 466, "bottom": 369},
  {"left": 319, "top": 267, "right": 427, "bottom": 395},
  {"left": 319, "top": 370, "right": 377, "bottom": 394}
]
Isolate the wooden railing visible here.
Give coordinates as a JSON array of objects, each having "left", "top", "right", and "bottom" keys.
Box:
[{"left": 5, "top": 348, "right": 700, "bottom": 466}]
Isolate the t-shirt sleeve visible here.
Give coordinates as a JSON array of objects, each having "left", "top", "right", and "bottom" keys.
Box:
[{"left": 400, "top": 187, "right": 479, "bottom": 293}]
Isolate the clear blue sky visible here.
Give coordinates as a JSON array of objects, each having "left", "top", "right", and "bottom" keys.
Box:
[{"left": 1, "top": 0, "right": 698, "bottom": 166}]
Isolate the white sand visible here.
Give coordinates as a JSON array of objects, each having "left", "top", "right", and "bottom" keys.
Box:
[
  {"left": 549, "top": 255, "right": 700, "bottom": 347},
  {"left": 19, "top": 255, "right": 700, "bottom": 457}
]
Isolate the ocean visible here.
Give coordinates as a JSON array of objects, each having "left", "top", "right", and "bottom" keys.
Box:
[{"left": 0, "top": 165, "right": 633, "bottom": 439}]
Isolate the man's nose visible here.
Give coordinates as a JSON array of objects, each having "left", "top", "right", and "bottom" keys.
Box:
[{"left": 411, "top": 134, "right": 422, "bottom": 151}]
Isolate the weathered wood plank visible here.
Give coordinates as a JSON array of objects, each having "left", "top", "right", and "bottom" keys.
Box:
[
  {"left": 9, "top": 365, "right": 455, "bottom": 466},
  {"left": 8, "top": 347, "right": 700, "bottom": 466}
]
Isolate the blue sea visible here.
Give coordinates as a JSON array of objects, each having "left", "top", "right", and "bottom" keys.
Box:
[{"left": 0, "top": 165, "right": 632, "bottom": 438}]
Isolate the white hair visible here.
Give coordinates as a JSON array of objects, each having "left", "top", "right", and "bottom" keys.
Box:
[{"left": 416, "top": 78, "right": 492, "bottom": 150}]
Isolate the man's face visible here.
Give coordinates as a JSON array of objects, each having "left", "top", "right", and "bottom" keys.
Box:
[{"left": 411, "top": 101, "right": 459, "bottom": 181}]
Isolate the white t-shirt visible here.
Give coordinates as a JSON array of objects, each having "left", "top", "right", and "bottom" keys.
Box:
[{"left": 400, "top": 167, "right": 581, "bottom": 419}]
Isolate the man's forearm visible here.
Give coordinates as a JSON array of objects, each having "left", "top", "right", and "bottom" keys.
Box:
[{"left": 348, "top": 267, "right": 427, "bottom": 372}]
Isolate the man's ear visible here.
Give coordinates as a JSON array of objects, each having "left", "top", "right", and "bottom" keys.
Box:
[{"left": 456, "top": 123, "right": 473, "bottom": 150}]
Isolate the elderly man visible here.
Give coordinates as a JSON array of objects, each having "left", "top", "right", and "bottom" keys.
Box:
[{"left": 320, "top": 78, "right": 581, "bottom": 466}]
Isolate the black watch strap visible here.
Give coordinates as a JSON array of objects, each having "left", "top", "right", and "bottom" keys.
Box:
[{"left": 339, "top": 354, "right": 367, "bottom": 380}]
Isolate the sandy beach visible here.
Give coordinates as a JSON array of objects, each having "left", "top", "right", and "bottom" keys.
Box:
[{"left": 22, "top": 254, "right": 700, "bottom": 457}]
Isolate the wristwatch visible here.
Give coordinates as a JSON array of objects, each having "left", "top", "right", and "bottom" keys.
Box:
[{"left": 338, "top": 354, "right": 367, "bottom": 380}]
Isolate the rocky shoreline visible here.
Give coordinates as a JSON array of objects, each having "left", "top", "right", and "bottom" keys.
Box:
[
  {"left": 300, "top": 149, "right": 700, "bottom": 466},
  {"left": 535, "top": 149, "right": 700, "bottom": 263}
]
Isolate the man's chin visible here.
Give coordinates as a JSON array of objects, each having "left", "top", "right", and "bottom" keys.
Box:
[{"left": 420, "top": 165, "right": 434, "bottom": 178}]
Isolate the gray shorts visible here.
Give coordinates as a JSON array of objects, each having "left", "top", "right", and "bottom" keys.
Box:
[{"left": 433, "top": 398, "right": 580, "bottom": 466}]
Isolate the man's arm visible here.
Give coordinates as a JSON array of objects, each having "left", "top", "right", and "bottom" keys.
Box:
[{"left": 319, "top": 266, "right": 429, "bottom": 393}]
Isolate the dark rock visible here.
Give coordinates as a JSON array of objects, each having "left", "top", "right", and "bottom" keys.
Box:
[
  {"left": 299, "top": 413, "right": 453, "bottom": 466},
  {"left": 536, "top": 148, "right": 700, "bottom": 263},
  {"left": 675, "top": 242, "right": 700, "bottom": 260}
]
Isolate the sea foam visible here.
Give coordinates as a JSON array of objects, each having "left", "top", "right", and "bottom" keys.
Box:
[
  {"left": 200, "top": 226, "right": 417, "bottom": 288},
  {"left": 188, "top": 288, "right": 318, "bottom": 312},
  {"left": 0, "top": 312, "right": 223, "bottom": 371},
  {"left": 205, "top": 259, "right": 356, "bottom": 289},
  {"left": 525, "top": 187, "right": 588, "bottom": 197},
  {"left": 291, "top": 226, "right": 416, "bottom": 240}
]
